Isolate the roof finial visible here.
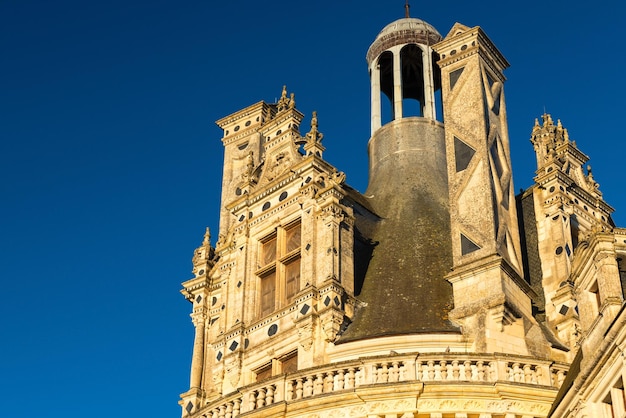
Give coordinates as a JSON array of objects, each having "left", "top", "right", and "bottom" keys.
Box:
[
  {"left": 202, "top": 227, "right": 211, "bottom": 246},
  {"left": 405, "top": 0, "right": 410, "bottom": 18}
]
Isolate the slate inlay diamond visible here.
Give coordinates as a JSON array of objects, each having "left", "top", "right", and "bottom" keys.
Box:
[
  {"left": 559, "top": 305, "right": 569, "bottom": 315},
  {"left": 449, "top": 66, "right": 465, "bottom": 90},
  {"left": 324, "top": 296, "right": 331, "bottom": 306},
  {"left": 454, "top": 136, "right": 475, "bottom": 172},
  {"left": 216, "top": 351, "right": 223, "bottom": 361},
  {"left": 300, "top": 304, "right": 310, "bottom": 315},
  {"left": 229, "top": 340, "right": 239, "bottom": 351},
  {"left": 461, "top": 234, "right": 480, "bottom": 255},
  {"left": 333, "top": 296, "right": 340, "bottom": 306}
]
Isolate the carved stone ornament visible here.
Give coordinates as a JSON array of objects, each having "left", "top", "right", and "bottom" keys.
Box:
[
  {"left": 295, "top": 318, "right": 314, "bottom": 351},
  {"left": 319, "top": 204, "right": 345, "bottom": 223},
  {"left": 320, "top": 309, "right": 344, "bottom": 342},
  {"left": 225, "top": 355, "right": 242, "bottom": 387},
  {"left": 347, "top": 405, "right": 368, "bottom": 417},
  {"left": 212, "top": 368, "right": 224, "bottom": 393}
]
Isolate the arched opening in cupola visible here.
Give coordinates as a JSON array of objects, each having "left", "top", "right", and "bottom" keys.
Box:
[
  {"left": 400, "top": 44, "right": 424, "bottom": 117},
  {"left": 378, "top": 51, "right": 394, "bottom": 124}
]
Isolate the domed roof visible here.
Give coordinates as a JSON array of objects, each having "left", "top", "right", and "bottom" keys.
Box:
[{"left": 366, "top": 18, "right": 442, "bottom": 65}]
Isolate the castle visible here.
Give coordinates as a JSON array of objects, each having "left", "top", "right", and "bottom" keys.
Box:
[{"left": 179, "top": 12, "right": 626, "bottom": 418}]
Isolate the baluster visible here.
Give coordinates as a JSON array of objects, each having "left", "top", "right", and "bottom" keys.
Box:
[
  {"left": 536, "top": 365, "right": 544, "bottom": 385},
  {"left": 531, "top": 366, "right": 538, "bottom": 384},
  {"left": 286, "top": 380, "right": 294, "bottom": 401},
  {"left": 416, "top": 361, "right": 423, "bottom": 381},
  {"left": 233, "top": 398, "right": 241, "bottom": 416},
  {"left": 336, "top": 369, "right": 345, "bottom": 390},
  {"left": 304, "top": 376, "right": 313, "bottom": 397},
  {"left": 489, "top": 361, "right": 497, "bottom": 381},
  {"left": 440, "top": 360, "right": 448, "bottom": 380},
  {"left": 218, "top": 405, "right": 226, "bottom": 418},
  {"left": 256, "top": 388, "right": 266, "bottom": 409},
  {"left": 399, "top": 362, "right": 407, "bottom": 381},
  {"left": 346, "top": 368, "right": 356, "bottom": 389},
  {"left": 434, "top": 361, "right": 442, "bottom": 380},
  {"left": 295, "top": 378, "right": 304, "bottom": 399},
  {"left": 380, "top": 363, "right": 389, "bottom": 383},
  {"left": 452, "top": 360, "right": 460, "bottom": 380},
  {"left": 390, "top": 361, "right": 399, "bottom": 382},
  {"left": 513, "top": 363, "right": 522, "bottom": 382},
  {"left": 266, "top": 385, "right": 274, "bottom": 405},
  {"left": 557, "top": 370, "right": 565, "bottom": 387},
  {"left": 464, "top": 361, "right": 472, "bottom": 380},
  {"left": 427, "top": 360, "right": 435, "bottom": 381},
  {"left": 324, "top": 372, "right": 334, "bottom": 392},
  {"left": 249, "top": 392, "right": 257, "bottom": 411},
  {"left": 314, "top": 373, "right": 324, "bottom": 395},
  {"left": 357, "top": 366, "right": 366, "bottom": 385},
  {"left": 523, "top": 364, "right": 533, "bottom": 383},
  {"left": 373, "top": 364, "right": 381, "bottom": 383},
  {"left": 477, "top": 361, "right": 485, "bottom": 381},
  {"left": 225, "top": 401, "right": 233, "bottom": 418}
]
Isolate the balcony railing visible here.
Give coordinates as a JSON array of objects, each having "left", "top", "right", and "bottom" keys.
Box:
[{"left": 195, "top": 353, "right": 569, "bottom": 417}]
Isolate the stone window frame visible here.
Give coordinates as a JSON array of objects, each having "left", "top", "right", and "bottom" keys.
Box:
[
  {"left": 601, "top": 376, "right": 626, "bottom": 417},
  {"left": 588, "top": 280, "right": 602, "bottom": 318},
  {"left": 253, "top": 349, "right": 299, "bottom": 382},
  {"left": 256, "top": 219, "right": 302, "bottom": 318}
]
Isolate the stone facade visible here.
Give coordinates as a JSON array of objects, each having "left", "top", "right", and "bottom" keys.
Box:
[{"left": 179, "top": 14, "right": 626, "bottom": 418}]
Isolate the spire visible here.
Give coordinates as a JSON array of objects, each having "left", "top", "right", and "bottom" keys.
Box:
[
  {"left": 405, "top": 0, "right": 410, "bottom": 18},
  {"left": 202, "top": 227, "right": 211, "bottom": 246},
  {"left": 304, "top": 111, "right": 325, "bottom": 157},
  {"left": 192, "top": 227, "right": 215, "bottom": 277},
  {"left": 276, "top": 85, "right": 295, "bottom": 112}
]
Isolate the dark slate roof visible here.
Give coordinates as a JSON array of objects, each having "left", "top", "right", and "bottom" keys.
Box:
[{"left": 339, "top": 177, "right": 459, "bottom": 343}]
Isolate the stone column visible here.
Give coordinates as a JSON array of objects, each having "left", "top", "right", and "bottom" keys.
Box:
[
  {"left": 190, "top": 311, "right": 207, "bottom": 389},
  {"left": 318, "top": 202, "right": 344, "bottom": 282},
  {"left": 422, "top": 46, "right": 436, "bottom": 119},
  {"left": 370, "top": 60, "right": 381, "bottom": 135},
  {"left": 392, "top": 46, "right": 403, "bottom": 120}
]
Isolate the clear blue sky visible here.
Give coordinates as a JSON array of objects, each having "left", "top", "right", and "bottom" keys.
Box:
[{"left": 1, "top": 1, "right": 623, "bottom": 417}]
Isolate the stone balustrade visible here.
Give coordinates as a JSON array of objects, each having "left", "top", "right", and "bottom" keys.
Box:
[{"left": 196, "top": 353, "right": 568, "bottom": 417}]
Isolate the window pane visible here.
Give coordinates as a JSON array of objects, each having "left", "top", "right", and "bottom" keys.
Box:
[
  {"left": 262, "top": 236, "right": 277, "bottom": 266},
  {"left": 285, "top": 223, "right": 301, "bottom": 253},
  {"left": 260, "top": 272, "right": 276, "bottom": 316},
  {"left": 285, "top": 258, "right": 301, "bottom": 302},
  {"left": 281, "top": 351, "right": 298, "bottom": 375},
  {"left": 256, "top": 363, "right": 272, "bottom": 382}
]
